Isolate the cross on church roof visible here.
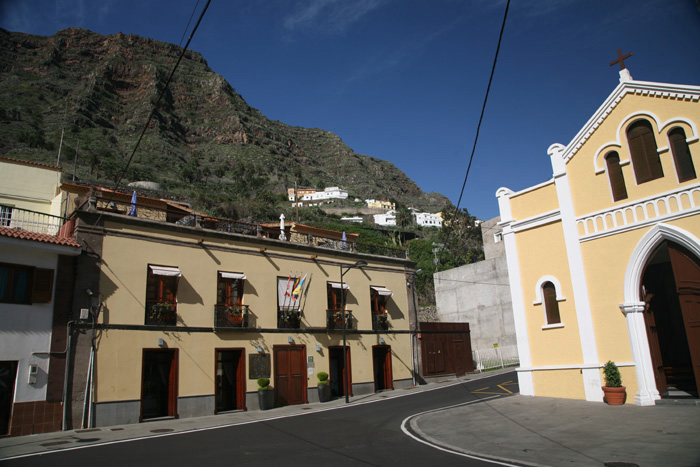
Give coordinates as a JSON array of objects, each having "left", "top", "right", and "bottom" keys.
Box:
[{"left": 610, "top": 48, "right": 633, "bottom": 70}]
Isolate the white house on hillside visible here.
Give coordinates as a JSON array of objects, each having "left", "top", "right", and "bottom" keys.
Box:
[
  {"left": 374, "top": 211, "right": 396, "bottom": 226},
  {"left": 414, "top": 212, "right": 442, "bottom": 228}
]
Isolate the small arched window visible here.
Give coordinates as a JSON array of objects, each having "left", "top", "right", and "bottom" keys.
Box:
[
  {"left": 627, "top": 120, "right": 663, "bottom": 184},
  {"left": 669, "top": 127, "right": 696, "bottom": 182},
  {"left": 605, "top": 151, "right": 628, "bottom": 201},
  {"left": 542, "top": 281, "right": 561, "bottom": 325}
]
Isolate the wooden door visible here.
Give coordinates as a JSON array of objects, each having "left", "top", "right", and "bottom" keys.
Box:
[
  {"left": 274, "top": 346, "right": 306, "bottom": 407},
  {"left": 329, "top": 346, "right": 352, "bottom": 398},
  {"left": 669, "top": 244, "right": 700, "bottom": 393},
  {"left": 642, "top": 285, "right": 668, "bottom": 394},
  {"left": 141, "top": 349, "right": 178, "bottom": 421},
  {"left": 423, "top": 341, "right": 446, "bottom": 375},
  {"left": 372, "top": 346, "right": 393, "bottom": 392},
  {"left": 215, "top": 349, "right": 245, "bottom": 413},
  {"left": 0, "top": 361, "right": 17, "bottom": 435},
  {"left": 453, "top": 340, "right": 468, "bottom": 377}
]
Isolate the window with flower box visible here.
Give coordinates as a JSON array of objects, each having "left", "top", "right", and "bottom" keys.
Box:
[
  {"left": 326, "top": 282, "right": 352, "bottom": 330},
  {"left": 145, "top": 265, "right": 180, "bottom": 325},
  {"left": 215, "top": 272, "right": 248, "bottom": 328},
  {"left": 370, "top": 286, "right": 392, "bottom": 331}
]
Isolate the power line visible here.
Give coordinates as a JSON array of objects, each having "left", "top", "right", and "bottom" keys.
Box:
[
  {"left": 112, "top": 0, "right": 211, "bottom": 194},
  {"left": 450, "top": 0, "right": 511, "bottom": 223}
]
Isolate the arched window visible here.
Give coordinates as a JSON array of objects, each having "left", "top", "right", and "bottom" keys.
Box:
[
  {"left": 542, "top": 281, "right": 561, "bottom": 325},
  {"left": 605, "top": 151, "right": 628, "bottom": 201},
  {"left": 627, "top": 120, "right": 663, "bottom": 184},
  {"left": 669, "top": 127, "right": 696, "bottom": 182}
]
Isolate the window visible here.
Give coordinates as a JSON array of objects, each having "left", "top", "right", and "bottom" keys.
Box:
[
  {"left": 370, "top": 286, "right": 392, "bottom": 331},
  {"left": 542, "top": 281, "right": 561, "bottom": 325},
  {"left": 605, "top": 151, "right": 628, "bottom": 201},
  {"left": 217, "top": 272, "right": 245, "bottom": 307},
  {"left": 145, "top": 265, "right": 180, "bottom": 325},
  {"left": 0, "top": 206, "right": 13, "bottom": 227},
  {"left": 627, "top": 119, "right": 663, "bottom": 184},
  {"left": 669, "top": 127, "right": 696, "bottom": 182},
  {"left": 215, "top": 272, "right": 247, "bottom": 328},
  {"left": 326, "top": 281, "right": 350, "bottom": 330},
  {"left": 277, "top": 276, "right": 302, "bottom": 329},
  {"left": 0, "top": 263, "right": 53, "bottom": 304}
]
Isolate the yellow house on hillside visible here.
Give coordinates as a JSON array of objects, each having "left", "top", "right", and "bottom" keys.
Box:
[{"left": 497, "top": 69, "right": 700, "bottom": 405}]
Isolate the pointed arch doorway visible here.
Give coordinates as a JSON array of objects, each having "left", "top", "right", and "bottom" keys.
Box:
[{"left": 640, "top": 241, "right": 700, "bottom": 398}]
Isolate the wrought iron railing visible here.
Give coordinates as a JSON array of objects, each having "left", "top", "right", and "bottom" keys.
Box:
[
  {"left": 0, "top": 204, "right": 68, "bottom": 236},
  {"left": 326, "top": 309, "right": 355, "bottom": 331},
  {"left": 372, "top": 313, "right": 389, "bottom": 331},
  {"left": 145, "top": 302, "right": 177, "bottom": 326},
  {"left": 214, "top": 304, "right": 250, "bottom": 328},
  {"left": 278, "top": 309, "right": 301, "bottom": 329}
]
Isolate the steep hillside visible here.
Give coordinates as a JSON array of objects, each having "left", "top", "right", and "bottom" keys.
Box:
[{"left": 0, "top": 27, "right": 449, "bottom": 220}]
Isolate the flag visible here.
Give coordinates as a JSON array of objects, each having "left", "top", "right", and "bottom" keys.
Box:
[
  {"left": 292, "top": 274, "right": 307, "bottom": 300},
  {"left": 128, "top": 191, "right": 137, "bottom": 217},
  {"left": 283, "top": 274, "right": 293, "bottom": 297}
]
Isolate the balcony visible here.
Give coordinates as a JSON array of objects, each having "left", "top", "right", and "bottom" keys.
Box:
[
  {"left": 326, "top": 309, "right": 355, "bottom": 331},
  {"left": 372, "top": 313, "right": 389, "bottom": 331},
  {"left": 1, "top": 204, "right": 71, "bottom": 237},
  {"left": 278, "top": 309, "right": 301, "bottom": 329},
  {"left": 84, "top": 194, "right": 407, "bottom": 259},
  {"left": 214, "top": 304, "right": 250, "bottom": 329},
  {"left": 146, "top": 302, "right": 177, "bottom": 326}
]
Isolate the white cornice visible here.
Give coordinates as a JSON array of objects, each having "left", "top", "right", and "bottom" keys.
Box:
[{"left": 558, "top": 80, "right": 700, "bottom": 165}]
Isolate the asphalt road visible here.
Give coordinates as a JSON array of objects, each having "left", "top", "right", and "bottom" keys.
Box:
[{"left": 2, "top": 371, "right": 518, "bottom": 466}]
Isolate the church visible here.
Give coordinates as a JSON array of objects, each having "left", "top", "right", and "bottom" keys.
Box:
[{"left": 496, "top": 56, "right": 699, "bottom": 405}]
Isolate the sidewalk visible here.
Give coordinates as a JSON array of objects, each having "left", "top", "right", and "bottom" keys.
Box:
[
  {"left": 1, "top": 369, "right": 699, "bottom": 466},
  {"left": 411, "top": 393, "right": 700, "bottom": 467}
]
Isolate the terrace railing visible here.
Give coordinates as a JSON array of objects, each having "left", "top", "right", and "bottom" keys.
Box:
[
  {"left": 1, "top": 204, "right": 68, "bottom": 237},
  {"left": 88, "top": 195, "right": 407, "bottom": 259}
]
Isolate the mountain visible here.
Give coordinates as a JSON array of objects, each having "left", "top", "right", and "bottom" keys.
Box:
[{"left": 0, "top": 27, "right": 450, "bottom": 220}]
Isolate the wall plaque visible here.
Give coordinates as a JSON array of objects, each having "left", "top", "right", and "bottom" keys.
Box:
[{"left": 249, "top": 354, "right": 270, "bottom": 379}]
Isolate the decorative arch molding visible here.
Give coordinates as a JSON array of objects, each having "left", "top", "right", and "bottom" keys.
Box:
[
  {"left": 622, "top": 223, "right": 700, "bottom": 305},
  {"left": 619, "top": 223, "right": 700, "bottom": 405},
  {"left": 532, "top": 275, "right": 566, "bottom": 305},
  {"left": 593, "top": 111, "right": 662, "bottom": 173}
]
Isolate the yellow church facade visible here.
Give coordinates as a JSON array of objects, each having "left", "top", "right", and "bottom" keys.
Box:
[{"left": 497, "top": 70, "right": 700, "bottom": 405}]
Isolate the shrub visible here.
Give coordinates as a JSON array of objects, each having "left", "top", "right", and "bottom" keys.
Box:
[
  {"left": 317, "top": 371, "right": 329, "bottom": 386},
  {"left": 257, "top": 378, "right": 271, "bottom": 390},
  {"left": 603, "top": 361, "right": 622, "bottom": 388}
]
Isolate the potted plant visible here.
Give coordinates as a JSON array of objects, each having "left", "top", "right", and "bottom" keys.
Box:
[
  {"left": 257, "top": 377, "right": 274, "bottom": 410},
  {"left": 226, "top": 305, "right": 243, "bottom": 325},
  {"left": 602, "top": 360, "right": 626, "bottom": 405},
  {"left": 317, "top": 371, "right": 331, "bottom": 402}
]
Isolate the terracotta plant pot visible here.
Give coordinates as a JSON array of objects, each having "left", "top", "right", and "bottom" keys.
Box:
[{"left": 602, "top": 386, "right": 626, "bottom": 405}]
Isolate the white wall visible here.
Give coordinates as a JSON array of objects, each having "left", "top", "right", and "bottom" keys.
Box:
[{"left": 0, "top": 242, "right": 59, "bottom": 403}]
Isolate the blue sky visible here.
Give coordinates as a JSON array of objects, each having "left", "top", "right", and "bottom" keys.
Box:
[{"left": 1, "top": 0, "right": 699, "bottom": 220}]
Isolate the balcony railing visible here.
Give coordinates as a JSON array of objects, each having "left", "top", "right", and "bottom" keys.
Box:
[
  {"left": 146, "top": 302, "right": 177, "bottom": 326},
  {"left": 372, "top": 313, "right": 389, "bottom": 331},
  {"left": 214, "top": 304, "right": 250, "bottom": 328},
  {"left": 86, "top": 195, "right": 407, "bottom": 259},
  {"left": 326, "top": 309, "right": 355, "bottom": 331},
  {"left": 1, "top": 204, "right": 69, "bottom": 237},
  {"left": 278, "top": 309, "right": 301, "bottom": 329}
]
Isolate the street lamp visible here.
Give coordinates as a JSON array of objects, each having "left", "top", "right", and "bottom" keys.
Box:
[{"left": 340, "top": 260, "right": 367, "bottom": 403}]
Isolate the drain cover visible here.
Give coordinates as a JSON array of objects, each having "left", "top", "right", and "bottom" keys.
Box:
[{"left": 150, "top": 428, "right": 174, "bottom": 433}]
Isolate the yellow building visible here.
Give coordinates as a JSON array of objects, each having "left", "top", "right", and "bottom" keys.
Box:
[
  {"left": 67, "top": 188, "right": 416, "bottom": 426},
  {"left": 366, "top": 199, "right": 396, "bottom": 210},
  {"left": 497, "top": 69, "right": 700, "bottom": 405}
]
